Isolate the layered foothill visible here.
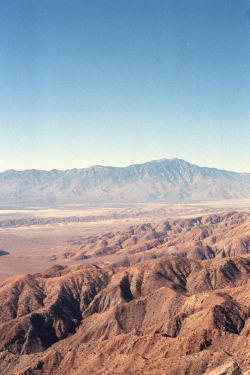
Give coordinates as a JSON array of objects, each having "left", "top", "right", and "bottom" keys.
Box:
[
  {"left": 0, "top": 255, "right": 249, "bottom": 374},
  {"left": 53, "top": 211, "right": 250, "bottom": 264}
]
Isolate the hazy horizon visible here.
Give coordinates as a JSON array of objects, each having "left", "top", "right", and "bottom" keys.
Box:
[{"left": 0, "top": 0, "right": 249, "bottom": 173}]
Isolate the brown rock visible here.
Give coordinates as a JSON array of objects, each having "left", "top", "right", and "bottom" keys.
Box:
[{"left": 205, "top": 360, "right": 242, "bottom": 375}]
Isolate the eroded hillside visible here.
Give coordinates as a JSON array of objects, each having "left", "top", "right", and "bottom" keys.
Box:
[
  {"left": 0, "top": 256, "right": 249, "bottom": 374},
  {"left": 52, "top": 211, "right": 250, "bottom": 264}
]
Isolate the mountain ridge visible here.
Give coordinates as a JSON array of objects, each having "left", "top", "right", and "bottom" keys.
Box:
[
  {"left": 0, "top": 158, "right": 249, "bottom": 205},
  {"left": 0, "top": 255, "right": 249, "bottom": 374},
  {"left": 1, "top": 158, "right": 248, "bottom": 174}
]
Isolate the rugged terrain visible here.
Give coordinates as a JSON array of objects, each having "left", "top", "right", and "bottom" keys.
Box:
[
  {"left": 0, "top": 209, "right": 249, "bottom": 374},
  {"left": 53, "top": 211, "right": 250, "bottom": 265},
  {"left": 1, "top": 158, "right": 250, "bottom": 205},
  {"left": 0, "top": 255, "right": 249, "bottom": 374},
  {"left": 0, "top": 202, "right": 228, "bottom": 280}
]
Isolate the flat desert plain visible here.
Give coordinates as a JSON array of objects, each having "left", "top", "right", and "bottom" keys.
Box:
[{"left": 0, "top": 200, "right": 249, "bottom": 280}]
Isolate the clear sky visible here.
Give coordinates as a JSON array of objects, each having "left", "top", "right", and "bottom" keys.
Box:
[{"left": 0, "top": 0, "right": 249, "bottom": 172}]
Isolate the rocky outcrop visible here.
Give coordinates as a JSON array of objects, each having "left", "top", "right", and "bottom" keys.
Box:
[{"left": 205, "top": 361, "right": 242, "bottom": 375}]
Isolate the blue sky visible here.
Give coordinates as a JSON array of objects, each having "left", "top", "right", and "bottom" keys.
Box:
[{"left": 0, "top": 0, "right": 249, "bottom": 172}]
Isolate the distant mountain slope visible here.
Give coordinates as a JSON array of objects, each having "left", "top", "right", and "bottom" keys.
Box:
[{"left": 0, "top": 159, "right": 249, "bottom": 205}]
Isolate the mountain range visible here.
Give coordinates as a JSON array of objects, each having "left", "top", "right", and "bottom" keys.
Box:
[{"left": 0, "top": 158, "right": 250, "bottom": 205}]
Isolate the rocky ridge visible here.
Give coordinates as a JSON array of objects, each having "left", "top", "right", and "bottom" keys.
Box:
[{"left": 0, "top": 255, "right": 249, "bottom": 374}]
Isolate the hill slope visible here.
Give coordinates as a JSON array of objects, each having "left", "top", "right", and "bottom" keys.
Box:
[
  {"left": 52, "top": 211, "right": 250, "bottom": 264},
  {"left": 0, "top": 256, "right": 249, "bottom": 374},
  {"left": 0, "top": 159, "right": 250, "bottom": 205}
]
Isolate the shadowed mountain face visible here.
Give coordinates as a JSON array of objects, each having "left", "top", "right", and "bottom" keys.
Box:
[
  {"left": 0, "top": 256, "right": 249, "bottom": 374},
  {"left": 0, "top": 159, "right": 250, "bottom": 205}
]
